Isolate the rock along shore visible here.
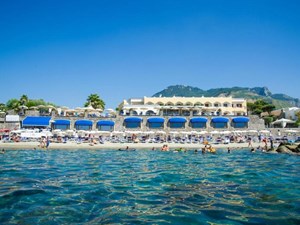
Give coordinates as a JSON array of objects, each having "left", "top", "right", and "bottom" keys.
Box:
[{"left": 270, "top": 142, "right": 300, "bottom": 155}]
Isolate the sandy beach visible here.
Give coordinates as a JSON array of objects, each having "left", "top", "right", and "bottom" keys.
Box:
[{"left": 0, "top": 141, "right": 262, "bottom": 150}]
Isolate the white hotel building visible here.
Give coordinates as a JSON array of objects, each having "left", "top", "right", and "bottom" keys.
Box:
[{"left": 119, "top": 96, "right": 247, "bottom": 117}]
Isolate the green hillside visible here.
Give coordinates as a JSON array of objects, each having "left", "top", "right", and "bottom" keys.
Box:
[{"left": 153, "top": 85, "right": 300, "bottom": 109}]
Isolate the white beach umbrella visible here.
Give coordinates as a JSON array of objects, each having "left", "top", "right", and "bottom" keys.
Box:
[
  {"left": 96, "top": 131, "right": 111, "bottom": 135},
  {"left": 125, "top": 130, "right": 141, "bottom": 134},
  {"left": 220, "top": 131, "right": 231, "bottom": 135},
  {"left": 75, "top": 107, "right": 84, "bottom": 111},
  {"left": 260, "top": 130, "right": 270, "bottom": 134},
  {"left": 112, "top": 131, "right": 124, "bottom": 135},
  {"left": 143, "top": 131, "right": 155, "bottom": 135},
  {"left": 52, "top": 129, "right": 62, "bottom": 135},
  {"left": 284, "top": 129, "right": 298, "bottom": 133},
  {"left": 272, "top": 118, "right": 295, "bottom": 128},
  {"left": 11, "top": 129, "right": 24, "bottom": 134},
  {"left": 233, "top": 130, "right": 245, "bottom": 134},
  {"left": 57, "top": 132, "right": 65, "bottom": 137},
  {"left": 247, "top": 130, "right": 258, "bottom": 133},
  {"left": 40, "top": 132, "right": 53, "bottom": 137},
  {"left": 210, "top": 130, "right": 220, "bottom": 135},
  {"left": 81, "top": 105, "right": 95, "bottom": 111},
  {"left": 65, "top": 129, "right": 75, "bottom": 136},
  {"left": 19, "top": 105, "right": 28, "bottom": 110},
  {"left": 77, "top": 130, "right": 87, "bottom": 136}
]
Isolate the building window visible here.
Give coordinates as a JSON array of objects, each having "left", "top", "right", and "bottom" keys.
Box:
[
  {"left": 170, "top": 122, "right": 185, "bottom": 129},
  {"left": 190, "top": 122, "right": 206, "bottom": 128},
  {"left": 232, "top": 122, "right": 248, "bottom": 128},
  {"left": 97, "top": 125, "right": 114, "bottom": 131},
  {"left": 148, "top": 122, "right": 164, "bottom": 129},
  {"left": 146, "top": 110, "right": 156, "bottom": 116}
]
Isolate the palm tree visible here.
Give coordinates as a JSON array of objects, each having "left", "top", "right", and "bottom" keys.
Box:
[
  {"left": 19, "top": 94, "right": 29, "bottom": 106},
  {"left": 84, "top": 94, "right": 105, "bottom": 110}
]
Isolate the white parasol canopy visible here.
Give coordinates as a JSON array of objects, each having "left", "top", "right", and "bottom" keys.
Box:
[
  {"left": 284, "top": 129, "right": 299, "bottom": 133},
  {"left": 272, "top": 118, "right": 295, "bottom": 128},
  {"left": 259, "top": 130, "right": 270, "bottom": 134}
]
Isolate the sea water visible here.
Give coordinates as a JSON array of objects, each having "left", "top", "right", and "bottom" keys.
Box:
[{"left": 0, "top": 149, "right": 299, "bottom": 225}]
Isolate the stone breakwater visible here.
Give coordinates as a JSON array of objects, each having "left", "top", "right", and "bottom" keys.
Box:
[{"left": 271, "top": 143, "right": 300, "bottom": 155}]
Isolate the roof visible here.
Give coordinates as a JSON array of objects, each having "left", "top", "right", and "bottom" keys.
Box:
[
  {"left": 147, "top": 117, "right": 165, "bottom": 123},
  {"left": 22, "top": 116, "right": 51, "bottom": 127},
  {"left": 124, "top": 117, "right": 143, "bottom": 123},
  {"left": 168, "top": 117, "right": 187, "bottom": 123},
  {"left": 211, "top": 117, "right": 229, "bottom": 123},
  {"left": 53, "top": 119, "right": 71, "bottom": 125},
  {"left": 97, "top": 120, "right": 115, "bottom": 126},
  {"left": 232, "top": 117, "right": 250, "bottom": 123},
  {"left": 75, "top": 120, "right": 93, "bottom": 126},
  {"left": 190, "top": 117, "right": 208, "bottom": 123}
]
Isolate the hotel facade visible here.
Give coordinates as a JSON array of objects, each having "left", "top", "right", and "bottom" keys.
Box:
[
  {"left": 1, "top": 96, "right": 267, "bottom": 132},
  {"left": 119, "top": 96, "right": 247, "bottom": 117}
]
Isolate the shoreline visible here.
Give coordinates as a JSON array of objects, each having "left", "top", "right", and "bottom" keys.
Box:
[{"left": 0, "top": 141, "right": 262, "bottom": 150}]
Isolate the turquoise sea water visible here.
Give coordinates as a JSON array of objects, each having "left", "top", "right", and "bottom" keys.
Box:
[{"left": 0, "top": 149, "right": 299, "bottom": 225}]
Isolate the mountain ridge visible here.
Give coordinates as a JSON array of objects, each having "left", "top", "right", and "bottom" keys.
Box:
[{"left": 152, "top": 85, "right": 300, "bottom": 108}]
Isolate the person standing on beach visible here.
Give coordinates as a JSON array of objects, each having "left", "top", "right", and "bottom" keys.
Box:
[
  {"left": 262, "top": 137, "right": 268, "bottom": 150},
  {"left": 40, "top": 137, "right": 45, "bottom": 148},
  {"left": 46, "top": 136, "right": 50, "bottom": 149},
  {"left": 247, "top": 137, "right": 253, "bottom": 148},
  {"left": 270, "top": 136, "right": 274, "bottom": 150}
]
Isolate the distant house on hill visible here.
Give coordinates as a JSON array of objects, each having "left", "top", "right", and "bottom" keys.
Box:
[{"left": 262, "top": 107, "right": 300, "bottom": 120}]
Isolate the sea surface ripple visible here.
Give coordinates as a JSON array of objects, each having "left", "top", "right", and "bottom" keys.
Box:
[{"left": 0, "top": 149, "right": 300, "bottom": 225}]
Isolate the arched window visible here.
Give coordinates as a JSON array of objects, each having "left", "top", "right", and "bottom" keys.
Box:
[
  {"left": 214, "top": 102, "right": 221, "bottom": 107},
  {"left": 146, "top": 110, "right": 155, "bottom": 116},
  {"left": 166, "top": 102, "right": 174, "bottom": 106},
  {"left": 204, "top": 102, "right": 212, "bottom": 107},
  {"left": 131, "top": 111, "right": 138, "bottom": 116}
]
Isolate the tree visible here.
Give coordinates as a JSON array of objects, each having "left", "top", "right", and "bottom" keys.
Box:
[
  {"left": 262, "top": 104, "right": 276, "bottom": 115},
  {"left": 84, "top": 94, "right": 105, "bottom": 109},
  {"left": 247, "top": 99, "right": 276, "bottom": 116},
  {"left": 263, "top": 116, "right": 274, "bottom": 127},
  {"left": 0, "top": 103, "right": 6, "bottom": 112},
  {"left": 19, "top": 94, "right": 29, "bottom": 106},
  {"left": 6, "top": 99, "right": 20, "bottom": 112}
]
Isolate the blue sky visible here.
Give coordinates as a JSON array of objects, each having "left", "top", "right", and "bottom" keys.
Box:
[{"left": 0, "top": 0, "right": 299, "bottom": 109}]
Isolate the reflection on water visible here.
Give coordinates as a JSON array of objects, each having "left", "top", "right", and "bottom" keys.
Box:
[{"left": 0, "top": 149, "right": 300, "bottom": 224}]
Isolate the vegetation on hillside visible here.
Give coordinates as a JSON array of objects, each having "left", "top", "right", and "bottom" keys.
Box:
[{"left": 153, "top": 85, "right": 300, "bottom": 109}]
